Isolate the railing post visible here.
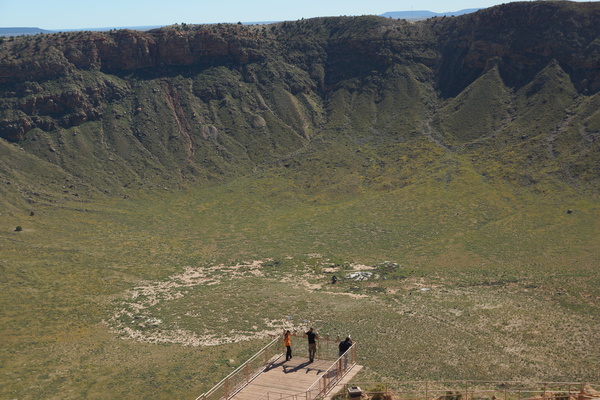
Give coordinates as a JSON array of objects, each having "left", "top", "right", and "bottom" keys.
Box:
[
  {"left": 317, "top": 336, "right": 321, "bottom": 361},
  {"left": 264, "top": 348, "right": 268, "bottom": 366},
  {"left": 578, "top": 383, "right": 586, "bottom": 400}
]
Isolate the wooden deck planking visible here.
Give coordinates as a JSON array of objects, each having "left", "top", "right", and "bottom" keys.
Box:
[
  {"left": 231, "top": 357, "right": 344, "bottom": 400},
  {"left": 323, "top": 364, "right": 364, "bottom": 400}
]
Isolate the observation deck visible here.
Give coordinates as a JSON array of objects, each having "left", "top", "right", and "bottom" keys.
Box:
[{"left": 196, "top": 333, "right": 362, "bottom": 400}]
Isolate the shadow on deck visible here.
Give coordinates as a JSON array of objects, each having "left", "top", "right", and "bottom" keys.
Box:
[
  {"left": 195, "top": 335, "right": 361, "bottom": 400},
  {"left": 232, "top": 356, "right": 362, "bottom": 399}
]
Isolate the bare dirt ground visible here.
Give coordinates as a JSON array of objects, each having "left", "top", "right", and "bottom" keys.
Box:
[{"left": 106, "top": 259, "right": 346, "bottom": 346}]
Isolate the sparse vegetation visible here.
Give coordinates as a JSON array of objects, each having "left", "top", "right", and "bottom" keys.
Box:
[
  {"left": 0, "top": 2, "right": 599, "bottom": 399},
  {"left": 1, "top": 174, "right": 598, "bottom": 398}
]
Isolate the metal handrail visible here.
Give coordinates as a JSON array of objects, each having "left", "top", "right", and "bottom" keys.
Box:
[
  {"left": 258, "top": 344, "right": 357, "bottom": 400},
  {"left": 305, "top": 344, "right": 356, "bottom": 399},
  {"left": 195, "top": 336, "right": 282, "bottom": 400}
]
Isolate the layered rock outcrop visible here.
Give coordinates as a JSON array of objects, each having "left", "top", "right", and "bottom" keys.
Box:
[
  {"left": 0, "top": 2, "right": 598, "bottom": 195},
  {"left": 1, "top": 2, "right": 598, "bottom": 142}
]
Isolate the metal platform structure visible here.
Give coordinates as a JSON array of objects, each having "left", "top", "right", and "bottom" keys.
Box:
[{"left": 195, "top": 333, "right": 361, "bottom": 400}]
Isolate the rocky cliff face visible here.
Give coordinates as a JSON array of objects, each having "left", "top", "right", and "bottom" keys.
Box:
[
  {"left": 0, "top": 25, "right": 269, "bottom": 142},
  {"left": 434, "top": 1, "right": 600, "bottom": 97},
  {"left": 0, "top": 2, "right": 598, "bottom": 197}
]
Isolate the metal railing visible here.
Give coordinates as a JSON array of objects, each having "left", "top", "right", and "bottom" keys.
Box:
[
  {"left": 335, "top": 381, "right": 600, "bottom": 400},
  {"left": 257, "top": 343, "right": 358, "bottom": 400},
  {"left": 281, "top": 332, "right": 349, "bottom": 361},
  {"left": 304, "top": 344, "right": 357, "bottom": 399},
  {"left": 195, "top": 336, "right": 283, "bottom": 400}
]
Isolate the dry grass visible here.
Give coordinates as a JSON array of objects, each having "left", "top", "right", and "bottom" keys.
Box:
[{"left": 1, "top": 176, "right": 599, "bottom": 399}]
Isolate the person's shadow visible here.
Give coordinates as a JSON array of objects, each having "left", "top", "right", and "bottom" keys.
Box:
[
  {"left": 283, "top": 361, "right": 320, "bottom": 374},
  {"left": 264, "top": 360, "right": 286, "bottom": 372}
]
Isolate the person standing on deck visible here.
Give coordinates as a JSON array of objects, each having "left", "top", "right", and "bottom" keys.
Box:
[
  {"left": 338, "top": 336, "right": 353, "bottom": 368},
  {"left": 305, "top": 327, "right": 318, "bottom": 362},
  {"left": 284, "top": 330, "right": 292, "bottom": 361},
  {"left": 338, "top": 336, "right": 353, "bottom": 357}
]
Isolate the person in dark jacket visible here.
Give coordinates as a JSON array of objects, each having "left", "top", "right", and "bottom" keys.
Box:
[
  {"left": 338, "top": 336, "right": 353, "bottom": 369},
  {"left": 338, "top": 337, "right": 353, "bottom": 356},
  {"left": 305, "top": 327, "right": 318, "bottom": 362}
]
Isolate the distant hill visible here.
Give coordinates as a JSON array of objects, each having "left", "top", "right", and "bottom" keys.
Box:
[
  {"left": 0, "top": 27, "right": 53, "bottom": 36},
  {"left": 0, "top": 26, "right": 164, "bottom": 36},
  {"left": 0, "top": 9, "right": 479, "bottom": 35},
  {"left": 381, "top": 8, "right": 480, "bottom": 20}
]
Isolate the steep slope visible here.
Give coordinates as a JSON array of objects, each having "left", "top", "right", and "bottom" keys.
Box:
[
  {"left": 433, "top": 1, "right": 600, "bottom": 96},
  {"left": 1, "top": 5, "right": 600, "bottom": 398},
  {"left": 0, "top": 2, "right": 599, "bottom": 209},
  {"left": 435, "top": 66, "right": 512, "bottom": 144}
]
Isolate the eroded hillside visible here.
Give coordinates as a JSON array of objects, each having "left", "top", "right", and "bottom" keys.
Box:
[
  {"left": 0, "top": 1, "right": 599, "bottom": 206},
  {"left": 1, "top": 4, "right": 600, "bottom": 398}
]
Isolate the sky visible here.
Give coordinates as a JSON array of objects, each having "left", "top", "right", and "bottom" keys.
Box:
[{"left": 0, "top": 0, "right": 592, "bottom": 30}]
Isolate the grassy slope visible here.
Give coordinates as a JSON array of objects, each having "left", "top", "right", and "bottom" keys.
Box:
[
  {"left": 2, "top": 110, "right": 600, "bottom": 399},
  {"left": 1, "top": 162, "right": 599, "bottom": 398},
  {"left": 1, "top": 17, "right": 599, "bottom": 400}
]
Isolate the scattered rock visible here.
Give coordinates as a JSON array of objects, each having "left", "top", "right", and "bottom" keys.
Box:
[
  {"left": 251, "top": 115, "right": 267, "bottom": 128},
  {"left": 346, "top": 271, "right": 375, "bottom": 281},
  {"left": 144, "top": 318, "right": 162, "bottom": 328},
  {"left": 200, "top": 125, "right": 219, "bottom": 140}
]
